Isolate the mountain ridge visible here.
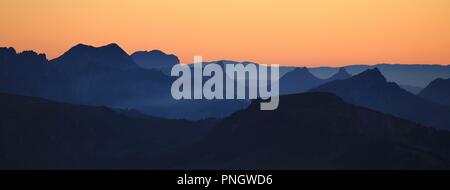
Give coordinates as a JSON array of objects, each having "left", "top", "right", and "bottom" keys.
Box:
[
  {"left": 170, "top": 92, "right": 450, "bottom": 169},
  {"left": 419, "top": 78, "right": 450, "bottom": 106},
  {"left": 311, "top": 68, "right": 450, "bottom": 130}
]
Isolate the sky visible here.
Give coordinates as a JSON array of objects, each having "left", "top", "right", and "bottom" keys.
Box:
[{"left": 1, "top": 0, "right": 450, "bottom": 66}]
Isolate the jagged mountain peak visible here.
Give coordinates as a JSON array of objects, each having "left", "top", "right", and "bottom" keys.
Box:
[{"left": 0, "top": 47, "right": 47, "bottom": 64}]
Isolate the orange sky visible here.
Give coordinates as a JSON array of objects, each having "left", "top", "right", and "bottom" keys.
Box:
[{"left": 1, "top": 0, "right": 450, "bottom": 66}]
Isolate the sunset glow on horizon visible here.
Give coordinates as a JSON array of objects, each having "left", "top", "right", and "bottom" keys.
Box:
[{"left": 1, "top": 0, "right": 450, "bottom": 66}]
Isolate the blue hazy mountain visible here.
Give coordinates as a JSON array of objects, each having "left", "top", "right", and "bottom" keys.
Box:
[
  {"left": 399, "top": 84, "right": 423, "bottom": 94},
  {"left": 131, "top": 50, "right": 179, "bottom": 74},
  {"left": 0, "top": 44, "right": 248, "bottom": 120},
  {"left": 310, "top": 64, "right": 450, "bottom": 87},
  {"left": 279, "top": 67, "right": 327, "bottom": 95},
  {"left": 0, "top": 93, "right": 211, "bottom": 169},
  {"left": 278, "top": 67, "right": 351, "bottom": 95},
  {"left": 311, "top": 68, "right": 450, "bottom": 130},
  {"left": 170, "top": 93, "right": 450, "bottom": 169},
  {"left": 326, "top": 67, "right": 352, "bottom": 81},
  {"left": 375, "top": 64, "right": 450, "bottom": 87},
  {"left": 419, "top": 78, "right": 450, "bottom": 106},
  {"left": 47, "top": 43, "right": 173, "bottom": 107}
]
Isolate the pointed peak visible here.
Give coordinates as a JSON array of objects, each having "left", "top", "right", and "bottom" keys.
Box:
[
  {"left": 96, "top": 43, "right": 127, "bottom": 54},
  {"left": 358, "top": 67, "right": 382, "bottom": 76},
  {"left": 351, "top": 68, "right": 387, "bottom": 83},
  {"left": 282, "top": 67, "right": 317, "bottom": 81},
  {"left": 367, "top": 67, "right": 381, "bottom": 73},
  {"left": 329, "top": 67, "right": 352, "bottom": 80}
]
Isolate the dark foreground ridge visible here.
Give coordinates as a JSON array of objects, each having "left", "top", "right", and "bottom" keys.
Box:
[
  {"left": 2, "top": 92, "right": 450, "bottom": 169},
  {"left": 0, "top": 93, "right": 211, "bottom": 169},
  {"left": 169, "top": 92, "right": 450, "bottom": 169}
]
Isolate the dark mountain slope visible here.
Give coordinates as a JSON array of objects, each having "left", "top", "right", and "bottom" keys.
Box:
[
  {"left": 172, "top": 93, "right": 450, "bottom": 169},
  {"left": 0, "top": 47, "right": 60, "bottom": 99},
  {"left": 419, "top": 78, "right": 450, "bottom": 106},
  {"left": 0, "top": 93, "right": 209, "bottom": 169}
]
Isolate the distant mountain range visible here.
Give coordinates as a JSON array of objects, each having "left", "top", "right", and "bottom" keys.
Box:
[
  {"left": 3, "top": 43, "right": 450, "bottom": 170},
  {"left": 310, "top": 64, "right": 450, "bottom": 87},
  {"left": 311, "top": 68, "right": 450, "bottom": 130},
  {"left": 1, "top": 43, "right": 449, "bottom": 124},
  {"left": 131, "top": 50, "right": 179, "bottom": 74},
  {"left": 0, "top": 44, "right": 248, "bottom": 120},
  {"left": 279, "top": 67, "right": 351, "bottom": 95},
  {"left": 168, "top": 93, "right": 450, "bottom": 169}
]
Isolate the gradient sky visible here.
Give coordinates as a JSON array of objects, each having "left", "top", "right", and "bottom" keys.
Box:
[{"left": 1, "top": 0, "right": 450, "bottom": 66}]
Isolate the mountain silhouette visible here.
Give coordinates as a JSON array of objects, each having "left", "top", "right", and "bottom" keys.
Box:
[
  {"left": 131, "top": 50, "right": 179, "bottom": 74},
  {"left": 0, "top": 93, "right": 211, "bottom": 169},
  {"left": 374, "top": 64, "right": 450, "bottom": 87},
  {"left": 169, "top": 92, "right": 450, "bottom": 169},
  {"left": 0, "top": 47, "right": 58, "bottom": 99},
  {"left": 50, "top": 43, "right": 136, "bottom": 73},
  {"left": 279, "top": 67, "right": 327, "bottom": 95},
  {"left": 311, "top": 68, "right": 450, "bottom": 130},
  {"left": 0, "top": 47, "right": 47, "bottom": 65},
  {"left": 326, "top": 67, "right": 352, "bottom": 81},
  {"left": 46, "top": 43, "right": 173, "bottom": 106},
  {"left": 419, "top": 78, "right": 450, "bottom": 106},
  {"left": 309, "top": 64, "right": 450, "bottom": 88},
  {"left": 0, "top": 44, "right": 249, "bottom": 120}
]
